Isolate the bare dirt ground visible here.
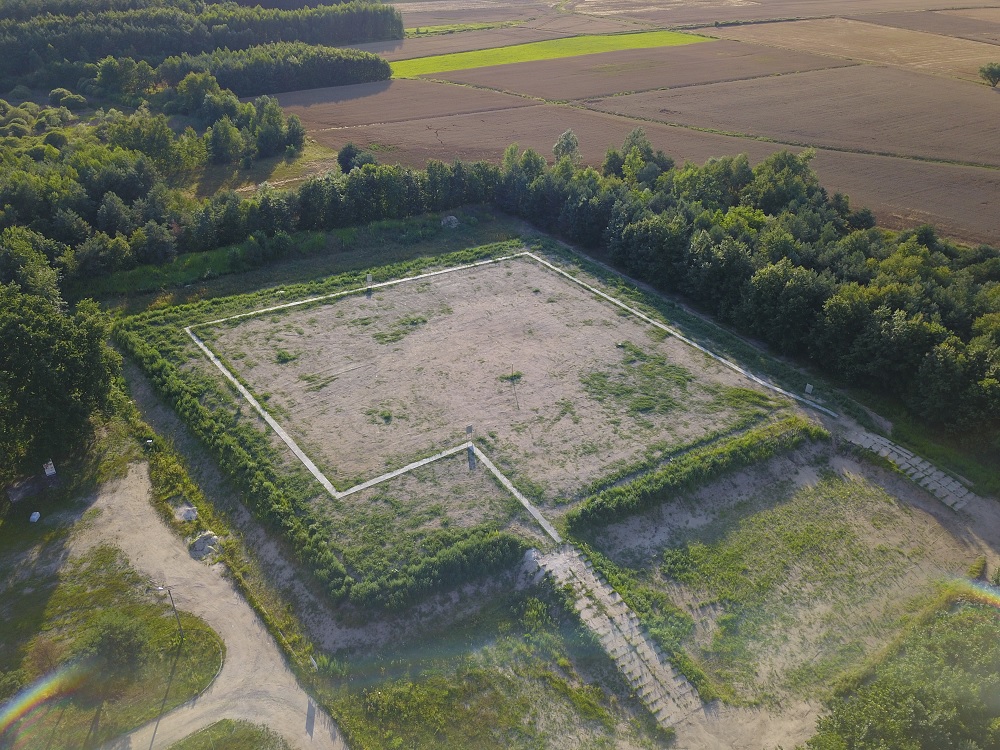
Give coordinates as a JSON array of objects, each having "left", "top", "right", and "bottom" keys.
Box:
[
  {"left": 68, "top": 465, "right": 345, "bottom": 750},
  {"left": 275, "top": 79, "right": 533, "bottom": 129},
  {"left": 205, "top": 256, "right": 774, "bottom": 499},
  {"left": 587, "top": 64, "right": 1000, "bottom": 167},
  {"left": 563, "top": 0, "right": 998, "bottom": 26},
  {"left": 300, "top": 98, "right": 1000, "bottom": 244},
  {"left": 709, "top": 17, "right": 1000, "bottom": 80},
  {"left": 941, "top": 7, "right": 1000, "bottom": 23},
  {"left": 352, "top": 11, "right": 645, "bottom": 61},
  {"left": 434, "top": 39, "right": 855, "bottom": 99},
  {"left": 850, "top": 10, "right": 1000, "bottom": 45}
]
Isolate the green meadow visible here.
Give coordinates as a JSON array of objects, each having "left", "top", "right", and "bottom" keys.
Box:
[{"left": 391, "top": 31, "right": 711, "bottom": 78}]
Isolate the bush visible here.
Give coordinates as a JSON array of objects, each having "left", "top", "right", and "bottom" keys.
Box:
[{"left": 79, "top": 610, "right": 152, "bottom": 674}]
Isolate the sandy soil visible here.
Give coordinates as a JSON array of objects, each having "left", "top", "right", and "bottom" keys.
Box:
[
  {"left": 69, "top": 465, "right": 345, "bottom": 750},
  {"left": 434, "top": 39, "right": 854, "bottom": 100},
  {"left": 587, "top": 64, "right": 1000, "bottom": 168},
  {"left": 710, "top": 17, "right": 1000, "bottom": 80},
  {"left": 206, "top": 256, "right": 766, "bottom": 499}
]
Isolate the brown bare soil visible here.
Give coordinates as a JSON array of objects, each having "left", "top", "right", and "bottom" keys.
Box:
[
  {"left": 941, "top": 7, "right": 1000, "bottom": 24},
  {"left": 809, "top": 150, "right": 1000, "bottom": 245},
  {"left": 205, "top": 256, "right": 780, "bottom": 500},
  {"left": 587, "top": 65, "right": 1000, "bottom": 167},
  {"left": 434, "top": 40, "right": 855, "bottom": 99},
  {"left": 849, "top": 10, "right": 1000, "bottom": 45},
  {"left": 710, "top": 18, "right": 1000, "bottom": 80},
  {"left": 352, "top": 11, "right": 645, "bottom": 61},
  {"left": 297, "top": 97, "right": 1000, "bottom": 244},
  {"left": 300, "top": 99, "right": 781, "bottom": 168},
  {"left": 565, "top": 0, "right": 997, "bottom": 27},
  {"left": 275, "top": 79, "right": 533, "bottom": 129}
]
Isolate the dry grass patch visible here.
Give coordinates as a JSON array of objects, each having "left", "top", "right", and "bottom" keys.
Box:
[
  {"left": 594, "top": 448, "right": 977, "bottom": 705},
  {"left": 203, "top": 256, "right": 784, "bottom": 500},
  {"left": 711, "top": 18, "right": 1000, "bottom": 81}
]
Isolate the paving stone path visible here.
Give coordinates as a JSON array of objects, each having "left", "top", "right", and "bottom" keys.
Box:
[
  {"left": 538, "top": 546, "right": 703, "bottom": 729},
  {"left": 844, "top": 431, "right": 977, "bottom": 511}
]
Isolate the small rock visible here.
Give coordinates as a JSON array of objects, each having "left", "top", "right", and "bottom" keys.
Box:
[
  {"left": 189, "top": 530, "right": 220, "bottom": 559},
  {"left": 174, "top": 503, "right": 198, "bottom": 522},
  {"left": 441, "top": 215, "right": 459, "bottom": 229}
]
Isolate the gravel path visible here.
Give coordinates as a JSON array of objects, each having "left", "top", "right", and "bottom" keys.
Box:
[{"left": 71, "top": 464, "right": 346, "bottom": 750}]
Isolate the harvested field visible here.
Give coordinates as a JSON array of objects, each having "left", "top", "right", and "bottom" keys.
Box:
[
  {"left": 297, "top": 96, "right": 1000, "bottom": 244},
  {"left": 391, "top": 30, "right": 710, "bottom": 77},
  {"left": 595, "top": 446, "right": 981, "bottom": 705},
  {"left": 300, "top": 100, "right": 782, "bottom": 168},
  {"left": 850, "top": 10, "right": 1000, "bottom": 45},
  {"left": 809, "top": 150, "right": 1000, "bottom": 245},
  {"left": 274, "top": 79, "right": 533, "bottom": 129},
  {"left": 587, "top": 65, "right": 1000, "bottom": 167},
  {"left": 434, "top": 40, "right": 855, "bottom": 100},
  {"left": 710, "top": 18, "right": 1000, "bottom": 80},
  {"left": 353, "top": 12, "right": 648, "bottom": 61},
  {"left": 204, "top": 256, "right": 784, "bottom": 500},
  {"left": 941, "top": 7, "right": 1000, "bottom": 24},
  {"left": 568, "top": 0, "right": 998, "bottom": 26}
]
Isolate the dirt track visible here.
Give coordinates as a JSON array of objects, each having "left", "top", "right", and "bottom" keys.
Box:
[{"left": 70, "top": 465, "right": 345, "bottom": 750}]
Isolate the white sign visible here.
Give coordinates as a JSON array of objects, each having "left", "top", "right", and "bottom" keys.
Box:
[
  {"left": 29, "top": 512, "right": 40, "bottom": 523},
  {"left": 43, "top": 460, "right": 56, "bottom": 477}
]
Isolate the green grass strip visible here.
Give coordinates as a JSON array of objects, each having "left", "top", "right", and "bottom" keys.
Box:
[{"left": 391, "top": 30, "right": 711, "bottom": 77}]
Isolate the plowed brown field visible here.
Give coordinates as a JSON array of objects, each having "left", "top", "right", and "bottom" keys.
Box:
[
  {"left": 586, "top": 65, "right": 1000, "bottom": 167},
  {"left": 275, "top": 79, "right": 533, "bottom": 129},
  {"left": 380, "top": 10, "right": 647, "bottom": 62},
  {"left": 710, "top": 18, "right": 1000, "bottom": 80},
  {"left": 433, "top": 40, "right": 855, "bottom": 99},
  {"left": 566, "top": 0, "right": 997, "bottom": 26},
  {"left": 850, "top": 10, "right": 1000, "bottom": 45}
]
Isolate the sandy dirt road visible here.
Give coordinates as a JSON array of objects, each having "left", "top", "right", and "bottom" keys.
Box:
[{"left": 70, "top": 465, "right": 346, "bottom": 750}]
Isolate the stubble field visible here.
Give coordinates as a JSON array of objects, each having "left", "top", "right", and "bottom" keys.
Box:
[
  {"left": 276, "top": 0, "right": 1000, "bottom": 245},
  {"left": 711, "top": 17, "right": 1000, "bottom": 80},
  {"left": 585, "top": 64, "right": 1000, "bottom": 167}
]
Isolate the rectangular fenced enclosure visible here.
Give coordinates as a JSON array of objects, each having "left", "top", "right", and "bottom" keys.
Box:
[{"left": 197, "top": 253, "right": 792, "bottom": 507}]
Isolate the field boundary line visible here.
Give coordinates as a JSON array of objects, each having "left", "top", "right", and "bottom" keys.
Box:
[
  {"left": 338, "top": 443, "right": 471, "bottom": 498},
  {"left": 186, "top": 325, "right": 342, "bottom": 498},
  {"left": 473, "top": 446, "right": 562, "bottom": 543},
  {"left": 183, "top": 248, "right": 833, "bottom": 549},
  {"left": 191, "top": 252, "right": 530, "bottom": 329},
  {"left": 521, "top": 252, "right": 838, "bottom": 417}
]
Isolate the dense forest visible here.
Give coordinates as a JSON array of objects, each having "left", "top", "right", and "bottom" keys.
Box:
[
  {"left": 0, "top": 0, "right": 347, "bottom": 20},
  {"left": 158, "top": 42, "right": 391, "bottom": 96},
  {"left": 0, "top": 0, "right": 402, "bottom": 87}
]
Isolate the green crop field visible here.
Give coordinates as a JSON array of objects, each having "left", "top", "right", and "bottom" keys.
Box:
[{"left": 391, "top": 31, "right": 711, "bottom": 78}]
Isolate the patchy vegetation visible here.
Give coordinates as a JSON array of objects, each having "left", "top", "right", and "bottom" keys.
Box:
[
  {"left": 169, "top": 720, "right": 291, "bottom": 750},
  {"left": 0, "top": 546, "right": 223, "bottom": 746},
  {"left": 807, "top": 604, "right": 1000, "bottom": 749}
]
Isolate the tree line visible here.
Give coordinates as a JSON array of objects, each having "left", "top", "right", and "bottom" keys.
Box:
[
  {"left": 158, "top": 42, "right": 391, "bottom": 96},
  {"left": 0, "top": 0, "right": 402, "bottom": 86},
  {"left": 3, "top": 112, "right": 998, "bottom": 473},
  {"left": 0, "top": 0, "right": 354, "bottom": 22}
]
